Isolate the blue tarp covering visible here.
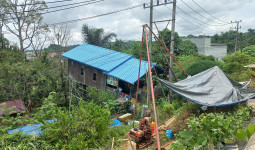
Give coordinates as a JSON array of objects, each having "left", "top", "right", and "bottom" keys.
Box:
[
  {"left": 156, "top": 66, "right": 255, "bottom": 107},
  {"left": 110, "top": 119, "right": 121, "bottom": 127},
  {"left": 62, "top": 44, "right": 162, "bottom": 84},
  {"left": 8, "top": 120, "right": 54, "bottom": 135}
]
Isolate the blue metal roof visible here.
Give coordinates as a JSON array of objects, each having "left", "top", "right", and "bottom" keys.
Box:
[
  {"left": 104, "top": 58, "right": 156, "bottom": 84},
  {"left": 62, "top": 44, "right": 132, "bottom": 72},
  {"left": 62, "top": 43, "right": 160, "bottom": 84}
]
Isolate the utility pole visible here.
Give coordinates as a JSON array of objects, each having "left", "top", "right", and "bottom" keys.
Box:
[
  {"left": 144, "top": 0, "right": 173, "bottom": 105},
  {"left": 0, "top": 12, "right": 3, "bottom": 49},
  {"left": 231, "top": 20, "right": 241, "bottom": 51},
  {"left": 146, "top": 0, "right": 153, "bottom": 106},
  {"left": 168, "top": 0, "right": 176, "bottom": 103}
]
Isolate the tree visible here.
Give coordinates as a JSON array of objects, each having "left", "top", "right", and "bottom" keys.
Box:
[
  {"left": 51, "top": 25, "right": 72, "bottom": 47},
  {"left": 81, "top": 24, "right": 116, "bottom": 47},
  {"left": 159, "top": 28, "right": 182, "bottom": 51},
  {"left": 31, "top": 28, "right": 49, "bottom": 57},
  {"left": 0, "top": 6, "right": 4, "bottom": 49},
  {"left": 223, "top": 51, "right": 253, "bottom": 74},
  {"left": 111, "top": 38, "right": 126, "bottom": 51},
  {"left": 1, "top": 0, "right": 48, "bottom": 53},
  {"left": 242, "top": 45, "right": 255, "bottom": 57},
  {"left": 211, "top": 29, "right": 255, "bottom": 53},
  {"left": 177, "top": 40, "right": 198, "bottom": 56}
]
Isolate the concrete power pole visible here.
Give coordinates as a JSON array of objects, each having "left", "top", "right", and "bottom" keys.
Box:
[
  {"left": 231, "top": 20, "right": 242, "bottom": 51},
  {"left": 144, "top": 0, "right": 173, "bottom": 105},
  {"left": 147, "top": 0, "right": 153, "bottom": 106},
  {"left": 168, "top": 0, "right": 176, "bottom": 103},
  {"left": 0, "top": 13, "right": 3, "bottom": 49}
]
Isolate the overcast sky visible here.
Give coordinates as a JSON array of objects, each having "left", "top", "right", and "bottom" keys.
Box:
[{"left": 4, "top": 0, "right": 255, "bottom": 47}]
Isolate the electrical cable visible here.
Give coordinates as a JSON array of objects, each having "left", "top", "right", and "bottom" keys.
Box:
[
  {"left": 47, "top": 4, "right": 143, "bottom": 26},
  {"left": 1, "top": 0, "right": 72, "bottom": 7},
  {"left": 153, "top": 5, "right": 217, "bottom": 35},
  {"left": 149, "top": 1, "right": 220, "bottom": 34},
  {"left": 176, "top": 5, "right": 225, "bottom": 27},
  {"left": 2, "top": 0, "right": 102, "bottom": 16},
  {"left": 191, "top": 0, "right": 231, "bottom": 24},
  {"left": 180, "top": 0, "right": 231, "bottom": 26},
  {"left": 4, "top": 0, "right": 104, "bottom": 21},
  {"left": 2, "top": 3, "right": 144, "bottom": 34}
]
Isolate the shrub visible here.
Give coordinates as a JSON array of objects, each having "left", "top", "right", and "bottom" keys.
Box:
[
  {"left": 40, "top": 101, "right": 111, "bottom": 149},
  {"left": 163, "top": 103, "right": 174, "bottom": 115},
  {"left": 171, "top": 105, "right": 252, "bottom": 150},
  {"left": 183, "top": 60, "right": 223, "bottom": 77},
  {"left": 86, "top": 86, "right": 117, "bottom": 104},
  {"left": 223, "top": 51, "right": 254, "bottom": 74},
  {"left": 242, "top": 45, "right": 255, "bottom": 57}
]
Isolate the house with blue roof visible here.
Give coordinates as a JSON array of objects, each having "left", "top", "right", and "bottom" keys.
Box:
[{"left": 62, "top": 43, "right": 163, "bottom": 94}]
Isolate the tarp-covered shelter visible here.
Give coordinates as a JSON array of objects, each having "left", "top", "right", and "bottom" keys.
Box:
[{"left": 157, "top": 66, "right": 255, "bottom": 106}]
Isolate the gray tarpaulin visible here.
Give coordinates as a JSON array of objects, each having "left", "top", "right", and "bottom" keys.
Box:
[{"left": 156, "top": 66, "right": 255, "bottom": 106}]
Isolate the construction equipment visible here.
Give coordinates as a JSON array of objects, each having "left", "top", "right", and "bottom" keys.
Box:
[{"left": 129, "top": 110, "right": 153, "bottom": 148}]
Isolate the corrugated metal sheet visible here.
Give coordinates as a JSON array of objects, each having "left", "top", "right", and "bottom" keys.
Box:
[
  {"left": 104, "top": 58, "right": 156, "bottom": 84},
  {"left": 62, "top": 44, "right": 132, "bottom": 72},
  {"left": 0, "top": 99, "right": 26, "bottom": 116},
  {"left": 62, "top": 43, "right": 159, "bottom": 84}
]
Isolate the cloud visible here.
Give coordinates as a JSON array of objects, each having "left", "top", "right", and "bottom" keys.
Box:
[{"left": 3, "top": 0, "right": 255, "bottom": 48}]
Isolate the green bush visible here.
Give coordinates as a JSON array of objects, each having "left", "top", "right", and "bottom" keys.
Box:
[
  {"left": 163, "top": 103, "right": 174, "bottom": 115},
  {"left": 223, "top": 51, "right": 254, "bottom": 74},
  {"left": 40, "top": 101, "right": 111, "bottom": 149},
  {"left": 171, "top": 105, "right": 252, "bottom": 150},
  {"left": 86, "top": 86, "right": 117, "bottom": 104},
  {"left": 0, "top": 50, "right": 69, "bottom": 108},
  {"left": 183, "top": 60, "right": 223, "bottom": 77},
  {"left": 236, "top": 123, "right": 255, "bottom": 142},
  {"left": 174, "top": 55, "right": 217, "bottom": 79},
  {"left": 242, "top": 45, "right": 255, "bottom": 57}
]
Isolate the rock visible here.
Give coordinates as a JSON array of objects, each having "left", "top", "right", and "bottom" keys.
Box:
[
  {"left": 247, "top": 99, "right": 255, "bottom": 109},
  {"left": 245, "top": 133, "right": 255, "bottom": 150}
]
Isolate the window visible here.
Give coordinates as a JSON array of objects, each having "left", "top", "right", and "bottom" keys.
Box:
[
  {"left": 71, "top": 61, "right": 73, "bottom": 65},
  {"left": 80, "top": 68, "right": 84, "bottom": 76},
  {"left": 93, "top": 72, "right": 97, "bottom": 81}
]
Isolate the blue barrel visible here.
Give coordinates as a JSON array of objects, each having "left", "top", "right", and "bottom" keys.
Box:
[{"left": 166, "top": 130, "right": 173, "bottom": 139}]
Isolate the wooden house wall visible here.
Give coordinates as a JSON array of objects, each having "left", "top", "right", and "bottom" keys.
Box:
[{"left": 68, "top": 59, "right": 106, "bottom": 90}]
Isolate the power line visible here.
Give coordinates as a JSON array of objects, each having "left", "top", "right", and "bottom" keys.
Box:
[
  {"left": 1, "top": 0, "right": 72, "bottom": 7},
  {"left": 4, "top": 0, "right": 104, "bottom": 21},
  {"left": 47, "top": 4, "right": 143, "bottom": 26},
  {"left": 162, "top": 4, "right": 219, "bottom": 34},
  {"left": 2, "top": 0, "right": 102, "bottom": 16},
  {"left": 154, "top": 7, "right": 215, "bottom": 35},
  {"left": 152, "top": 0, "right": 219, "bottom": 34},
  {"left": 2, "top": 3, "right": 144, "bottom": 34},
  {"left": 177, "top": 4, "right": 229, "bottom": 27},
  {"left": 191, "top": 0, "right": 230, "bottom": 24},
  {"left": 180, "top": 0, "right": 231, "bottom": 26}
]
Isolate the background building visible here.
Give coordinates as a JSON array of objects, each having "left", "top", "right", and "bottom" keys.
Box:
[{"left": 183, "top": 37, "right": 227, "bottom": 61}]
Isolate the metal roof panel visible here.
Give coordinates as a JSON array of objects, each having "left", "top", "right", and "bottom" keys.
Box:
[{"left": 62, "top": 44, "right": 132, "bottom": 72}]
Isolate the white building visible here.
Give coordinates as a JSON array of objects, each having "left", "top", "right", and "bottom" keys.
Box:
[{"left": 183, "top": 37, "right": 227, "bottom": 61}]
